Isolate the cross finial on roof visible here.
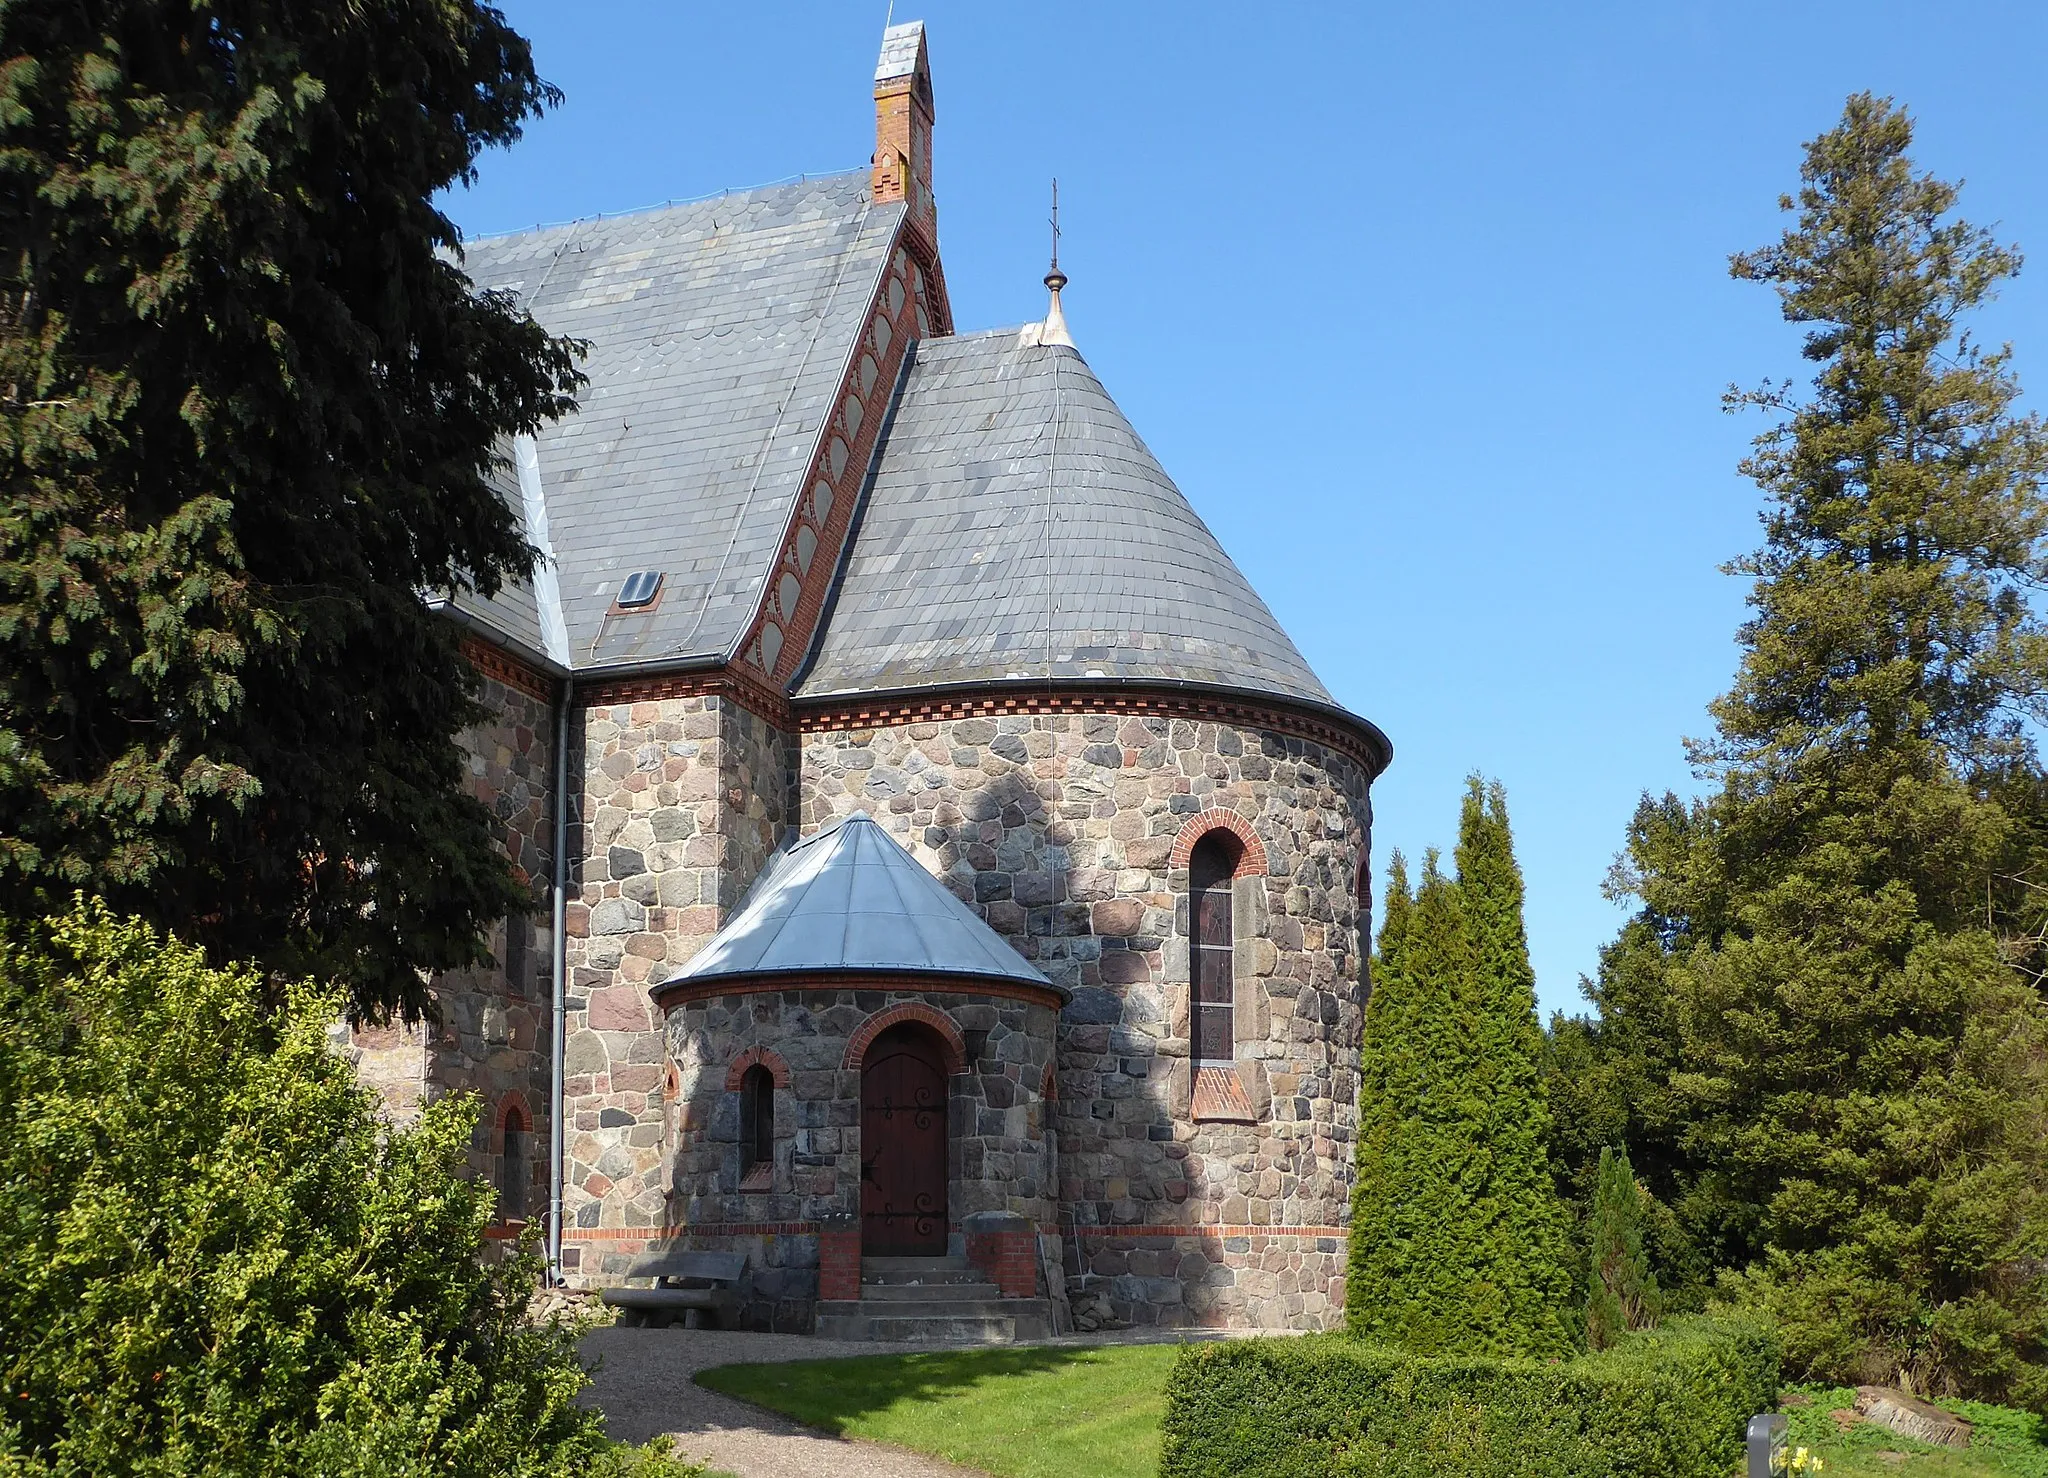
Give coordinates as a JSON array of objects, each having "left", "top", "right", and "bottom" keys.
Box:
[
  {"left": 1033, "top": 176, "right": 1074, "bottom": 348},
  {"left": 1046, "top": 177, "right": 1065, "bottom": 292}
]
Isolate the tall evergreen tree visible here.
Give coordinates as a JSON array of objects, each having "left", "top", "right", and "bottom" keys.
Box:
[
  {"left": 0, "top": 1, "right": 582, "bottom": 1018},
  {"left": 1452, "top": 777, "right": 1578, "bottom": 1352},
  {"left": 1587, "top": 95, "right": 2048, "bottom": 1406},
  {"left": 1349, "top": 782, "right": 1574, "bottom": 1359}
]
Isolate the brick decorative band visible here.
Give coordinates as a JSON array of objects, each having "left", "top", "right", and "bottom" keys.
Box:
[
  {"left": 577, "top": 663, "right": 792, "bottom": 723},
  {"left": 460, "top": 634, "right": 556, "bottom": 703},
  {"left": 1065, "top": 1224, "right": 1349, "bottom": 1241},
  {"left": 563, "top": 1223, "right": 823, "bottom": 1243},
  {"left": 796, "top": 682, "right": 1389, "bottom": 779},
  {"left": 452, "top": 635, "right": 1390, "bottom": 781},
  {"left": 650, "top": 970, "right": 1066, "bottom": 1015}
]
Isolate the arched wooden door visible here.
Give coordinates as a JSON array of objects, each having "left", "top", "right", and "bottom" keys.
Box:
[{"left": 860, "top": 1023, "right": 948, "bottom": 1256}]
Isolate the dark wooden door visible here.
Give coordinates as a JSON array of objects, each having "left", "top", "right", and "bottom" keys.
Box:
[{"left": 860, "top": 1025, "right": 948, "bottom": 1256}]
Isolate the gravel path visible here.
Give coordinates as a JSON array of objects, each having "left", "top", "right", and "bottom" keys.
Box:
[{"left": 579, "top": 1327, "right": 985, "bottom": 1478}]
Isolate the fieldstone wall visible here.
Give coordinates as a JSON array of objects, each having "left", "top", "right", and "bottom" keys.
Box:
[
  {"left": 344, "top": 670, "right": 556, "bottom": 1231},
  {"left": 1068, "top": 1229, "right": 1347, "bottom": 1331},
  {"left": 797, "top": 709, "right": 1372, "bottom": 1330},
  {"left": 431, "top": 673, "right": 556, "bottom": 1204},
  {"left": 560, "top": 694, "right": 792, "bottom": 1244},
  {"left": 653, "top": 983, "right": 1060, "bottom": 1329}
]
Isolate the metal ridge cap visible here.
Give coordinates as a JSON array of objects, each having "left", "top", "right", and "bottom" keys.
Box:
[{"left": 791, "top": 673, "right": 1393, "bottom": 775}]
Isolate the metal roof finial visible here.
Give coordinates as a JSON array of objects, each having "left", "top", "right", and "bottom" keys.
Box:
[{"left": 1038, "top": 177, "right": 1075, "bottom": 348}]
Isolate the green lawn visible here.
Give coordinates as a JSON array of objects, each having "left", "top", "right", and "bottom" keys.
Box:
[
  {"left": 694, "top": 1342, "right": 1185, "bottom": 1478},
  {"left": 696, "top": 1347, "right": 2048, "bottom": 1478}
]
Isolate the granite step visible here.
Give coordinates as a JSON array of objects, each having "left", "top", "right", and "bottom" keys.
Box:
[
  {"left": 861, "top": 1281, "right": 1003, "bottom": 1302},
  {"left": 814, "top": 1297, "right": 1054, "bottom": 1344},
  {"left": 861, "top": 1255, "right": 974, "bottom": 1274},
  {"left": 861, "top": 1266, "right": 995, "bottom": 1289}
]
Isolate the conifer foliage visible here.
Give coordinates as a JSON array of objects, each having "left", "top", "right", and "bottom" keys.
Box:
[
  {"left": 1579, "top": 95, "right": 2048, "bottom": 1407},
  {"left": 1585, "top": 1145, "right": 1660, "bottom": 1352},
  {"left": 0, "top": 1, "right": 583, "bottom": 1018},
  {"left": 1349, "top": 779, "right": 1576, "bottom": 1358}
]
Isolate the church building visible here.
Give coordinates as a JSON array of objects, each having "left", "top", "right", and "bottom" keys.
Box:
[{"left": 349, "top": 21, "right": 1391, "bottom": 1337}]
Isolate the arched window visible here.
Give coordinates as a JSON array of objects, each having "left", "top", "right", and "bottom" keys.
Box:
[
  {"left": 503, "top": 913, "right": 527, "bottom": 994},
  {"left": 499, "top": 1108, "right": 528, "bottom": 1223},
  {"left": 738, "top": 1064, "right": 775, "bottom": 1191},
  {"left": 1356, "top": 856, "right": 1374, "bottom": 1007},
  {"left": 1190, "top": 831, "right": 1242, "bottom": 1065}
]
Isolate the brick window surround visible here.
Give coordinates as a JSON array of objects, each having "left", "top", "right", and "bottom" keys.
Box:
[{"left": 1173, "top": 810, "right": 1266, "bottom": 1126}]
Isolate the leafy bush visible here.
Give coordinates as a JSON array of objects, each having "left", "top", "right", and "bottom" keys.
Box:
[
  {"left": 0, "top": 903, "right": 699, "bottom": 1477},
  {"left": 1159, "top": 1315, "right": 1778, "bottom": 1478}
]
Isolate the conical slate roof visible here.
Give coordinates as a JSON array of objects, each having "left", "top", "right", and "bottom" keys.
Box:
[
  {"left": 796, "top": 329, "right": 1335, "bottom": 706},
  {"left": 656, "top": 813, "right": 1059, "bottom": 996}
]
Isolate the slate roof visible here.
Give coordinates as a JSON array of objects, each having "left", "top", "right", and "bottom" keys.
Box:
[
  {"left": 435, "top": 459, "right": 553, "bottom": 664},
  {"left": 458, "top": 172, "right": 901, "bottom": 670},
  {"left": 657, "top": 813, "right": 1059, "bottom": 995},
  {"left": 797, "top": 330, "right": 1335, "bottom": 706}
]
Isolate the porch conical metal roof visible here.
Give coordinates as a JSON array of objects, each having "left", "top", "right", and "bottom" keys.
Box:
[{"left": 655, "top": 812, "right": 1059, "bottom": 996}]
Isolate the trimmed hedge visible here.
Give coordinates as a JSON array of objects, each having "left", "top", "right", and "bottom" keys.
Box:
[{"left": 1159, "top": 1315, "right": 1779, "bottom": 1478}]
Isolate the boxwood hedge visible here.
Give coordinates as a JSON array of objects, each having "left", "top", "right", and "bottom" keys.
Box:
[{"left": 1159, "top": 1315, "right": 1779, "bottom": 1478}]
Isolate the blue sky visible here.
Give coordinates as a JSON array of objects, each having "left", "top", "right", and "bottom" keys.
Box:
[{"left": 451, "top": 3, "right": 2048, "bottom": 1018}]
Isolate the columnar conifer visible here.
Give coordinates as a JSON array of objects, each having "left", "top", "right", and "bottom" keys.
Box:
[
  {"left": 1585, "top": 1144, "right": 1660, "bottom": 1351},
  {"left": 1350, "top": 782, "right": 1574, "bottom": 1358}
]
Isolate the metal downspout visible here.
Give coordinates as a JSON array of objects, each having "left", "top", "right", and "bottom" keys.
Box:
[
  {"left": 514, "top": 430, "right": 575, "bottom": 1285},
  {"left": 548, "top": 676, "right": 572, "bottom": 1282}
]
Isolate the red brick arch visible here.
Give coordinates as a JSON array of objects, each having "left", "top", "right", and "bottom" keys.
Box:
[
  {"left": 725, "top": 1045, "right": 792, "bottom": 1091},
  {"left": 493, "top": 1090, "right": 534, "bottom": 1156},
  {"left": 1169, "top": 808, "right": 1268, "bottom": 877},
  {"left": 494, "top": 1090, "right": 533, "bottom": 1132},
  {"left": 842, "top": 1002, "right": 968, "bottom": 1075}
]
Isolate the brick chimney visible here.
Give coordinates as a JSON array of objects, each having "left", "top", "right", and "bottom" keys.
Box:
[{"left": 872, "top": 20, "right": 937, "bottom": 250}]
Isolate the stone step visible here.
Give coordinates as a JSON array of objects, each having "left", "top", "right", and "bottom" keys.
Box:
[
  {"left": 816, "top": 1310, "right": 1017, "bottom": 1344},
  {"left": 816, "top": 1298, "right": 1054, "bottom": 1344},
  {"left": 861, "top": 1265, "right": 993, "bottom": 1288},
  {"left": 861, "top": 1255, "right": 974, "bottom": 1274},
  {"left": 861, "top": 1281, "right": 1002, "bottom": 1302}
]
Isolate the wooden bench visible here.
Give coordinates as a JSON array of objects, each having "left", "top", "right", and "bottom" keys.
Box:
[{"left": 599, "top": 1250, "right": 748, "bottom": 1329}]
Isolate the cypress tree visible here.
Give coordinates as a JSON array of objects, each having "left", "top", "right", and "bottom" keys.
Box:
[
  {"left": 1453, "top": 777, "right": 1577, "bottom": 1356},
  {"left": 1585, "top": 1144, "right": 1660, "bottom": 1351},
  {"left": 0, "top": 1, "right": 583, "bottom": 1018},
  {"left": 1592, "top": 95, "right": 2048, "bottom": 1405},
  {"left": 1349, "top": 784, "right": 1575, "bottom": 1359},
  {"left": 1349, "top": 850, "right": 1480, "bottom": 1353}
]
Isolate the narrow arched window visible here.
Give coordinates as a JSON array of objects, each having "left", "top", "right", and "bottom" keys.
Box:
[
  {"left": 1190, "top": 831, "right": 1241, "bottom": 1065},
  {"left": 499, "top": 1108, "right": 528, "bottom": 1223},
  {"left": 738, "top": 1064, "right": 774, "bottom": 1191},
  {"left": 503, "top": 913, "right": 527, "bottom": 994}
]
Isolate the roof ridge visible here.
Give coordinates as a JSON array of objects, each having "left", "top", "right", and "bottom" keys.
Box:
[{"left": 461, "top": 166, "right": 869, "bottom": 245}]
